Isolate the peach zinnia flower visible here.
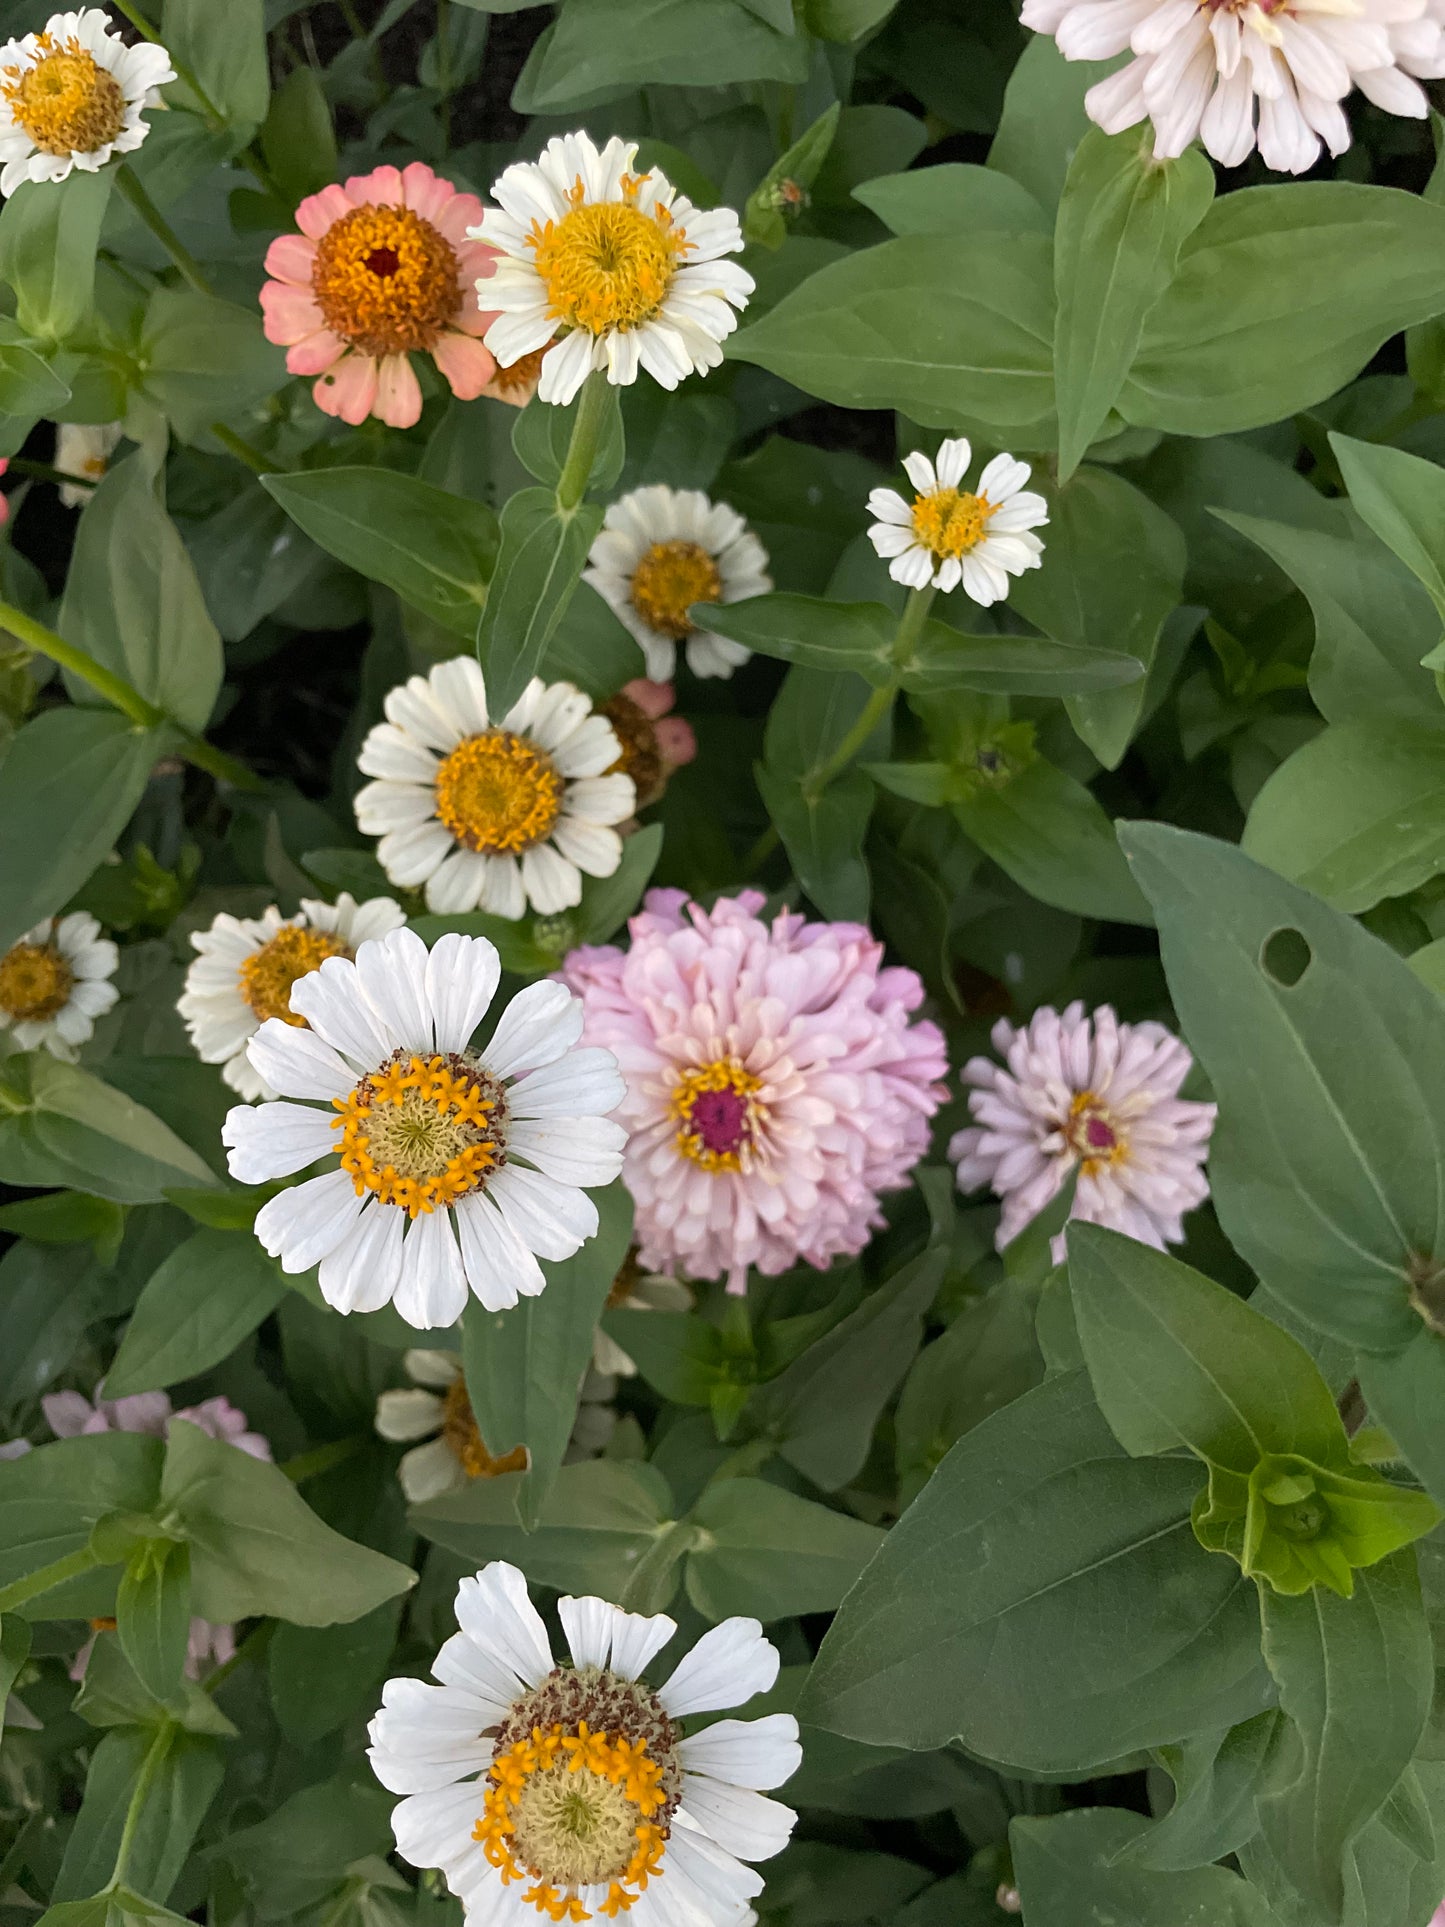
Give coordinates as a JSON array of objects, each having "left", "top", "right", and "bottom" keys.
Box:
[{"left": 261, "top": 161, "right": 500, "bottom": 430}]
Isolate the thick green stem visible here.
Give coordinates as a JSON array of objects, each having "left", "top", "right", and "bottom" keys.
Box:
[
  {"left": 280, "top": 1435, "right": 366, "bottom": 1485},
  {"left": 6, "top": 457, "right": 97, "bottom": 492},
  {"left": 177, "top": 735, "right": 266, "bottom": 793},
  {"left": 0, "top": 600, "right": 163, "bottom": 728},
  {"left": 336, "top": 0, "right": 370, "bottom": 38},
  {"left": 210, "top": 423, "right": 288, "bottom": 476},
  {"left": 115, "top": 165, "right": 213, "bottom": 298},
  {"left": 111, "top": 1720, "right": 174, "bottom": 1890},
  {"left": 801, "top": 586, "right": 935, "bottom": 800},
  {"left": 555, "top": 369, "right": 612, "bottom": 514},
  {"left": 0, "top": 1544, "right": 103, "bottom": 1616}
]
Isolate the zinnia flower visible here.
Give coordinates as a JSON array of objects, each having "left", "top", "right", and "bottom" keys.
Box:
[
  {"left": 0, "top": 912, "right": 118, "bottom": 1058},
  {"left": 354, "top": 658, "right": 635, "bottom": 921},
  {"left": 471, "top": 131, "right": 754, "bottom": 406},
  {"left": 1021, "top": 0, "right": 1439, "bottom": 174},
  {"left": 54, "top": 420, "right": 121, "bottom": 506},
  {"left": 596, "top": 679, "right": 697, "bottom": 811},
  {"left": 374, "top": 1349, "right": 615, "bottom": 1502},
  {"left": 0, "top": 9, "right": 174, "bottom": 197},
  {"left": 584, "top": 487, "right": 771, "bottom": 682},
  {"left": 562, "top": 890, "right": 949, "bottom": 1293},
  {"left": 368, "top": 1560, "right": 800, "bottom": 1924},
  {"left": 179, "top": 893, "right": 406, "bottom": 1102},
  {"left": 221, "top": 926, "right": 626, "bottom": 1328},
  {"left": 950, "top": 1001, "right": 1216, "bottom": 1261},
  {"left": 261, "top": 161, "right": 501, "bottom": 429},
  {"left": 867, "top": 439, "right": 1047, "bottom": 606}
]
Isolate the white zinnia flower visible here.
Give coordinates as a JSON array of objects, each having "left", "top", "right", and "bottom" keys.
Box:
[
  {"left": 179, "top": 894, "right": 407, "bottom": 1101},
  {"left": 867, "top": 439, "right": 1048, "bottom": 607},
  {"left": 583, "top": 485, "right": 772, "bottom": 682},
  {"left": 368, "top": 1560, "right": 801, "bottom": 1925},
  {"left": 0, "top": 9, "right": 174, "bottom": 197},
  {"left": 221, "top": 927, "right": 626, "bottom": 1329},
  {"left": 0, "top": 912, "right": 117, "bottom": 1058},
  {"left": 54, "top": 420, "right": 121, "bottom": 507},
  {"left": 375, "top": 1348, "right": 617, "bottom": 1503},
  {"left": 354, "top": 659, "right": 635, "bottom": 922},
  {"left": 950, "top": 1001, "right": 1216, "bottom": 1263},
  {"left": 470, "top": 131, "right": 755, "bottom": 406},
  {"left": 1021, "top": 0, "right": 1437, "bottom": 175}
]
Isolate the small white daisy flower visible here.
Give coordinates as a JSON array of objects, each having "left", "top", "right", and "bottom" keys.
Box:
[
  {"left": 221, "top": 926, "right": 626, "bottom": 1329},
  {"left": 867, "top": 438, "right": 1048, "bottom": 607},
  {"left": 375, "top": 1349, "right": 616, "bottom": 1503},
  {"left": 0, "top": 9, "right": 175, "bottom": 198},
  {"left": 470, "top": 131, "right": 755, "bottom": 407},
  {"left": 367, "top": 1560, "right": 801, "bottom": 1925},
  {"left": 354, "top": 658, "right": 635, "bottom": 922},
  {"left": 583, "top": 485, "right": 772, "bottom": 682},
  {"left": 178, "top": 893, "right": 407, "bottom": 1102},
  {"left": 54, "top": 420, "right": 121, "bottom": 508},
  {"left": 0, "top": 912, "right": 118, "bottom": 1058}
]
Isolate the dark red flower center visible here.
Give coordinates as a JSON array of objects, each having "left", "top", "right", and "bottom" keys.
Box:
[{"left": 689, "top": 1088, "right": 749, "bottom": 1156}]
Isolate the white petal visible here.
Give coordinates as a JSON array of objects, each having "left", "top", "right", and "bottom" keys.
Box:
[
  {"left": 453, "top": 1562, "right": 554, "bottom": 1688},
  {"left": 606, "top": 1606, "right": 678, "bottom": 1682},
  {"left": 405, "top": 1348, "right": 462, "bottom": 1389},
  {"left": 426, "top": 931, "right": 501, "bottom": 1054},
  {"left": 317, "top": 1197, "right": 404, "bottom": 1313},
  {"left": 222, "top": 1100, "right": 335, "bottom": 1183},
  {"left": 246, "top": 1019, "right": 356, "bottom": 1100},
  {"left": 255, "top": 1168, "right": 363, "bottom": 1274},
  {"left": 558, "top": 1595, "right": 621, "bottom": 1670},
  {"left": 679, "top": 1782, "right": 796, "bottom": 1862},
  {"left": 488, "top": 1164, "right": 597, "bottom": 1262},
  {"left": 393, "top": 1209, "right": 469, "bottom": 1330},
  {"left": 678, "top": 1715, "right": 802, "bottom": 1790},
  {"left": 657, "top": 1619, "right": 780, "bottom": 1718},
  {"left": 398, "top": 1438, "right": 467, "bottom": 1504},
  {"left": 355, "top": 927, "right": 436, "bottom": 1057},
  {"left": 289, "top": 956, "right": 397, "bottom": 1066},
  {"left": 508, "top": 1115, "right": 626, "bottom": 1187},
  {"left": 376, "top": 1388, "right": 445, "bottom": 1443},
  {"left": 508, "top": 1048, "right": 625, "bottom": 1121},
  {"left": 484, "top": 980, "right": 584, "bottom": 1078},
  {"left": 454, "top": 1191, "right": 547, "bottom": 1310}
]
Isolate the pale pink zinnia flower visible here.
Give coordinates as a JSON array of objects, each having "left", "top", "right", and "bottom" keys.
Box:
[
  {"left": 261, "top": 161, "right": 501, "bottom": 429},
  {"left": 562, "top": 890, "right": 948, "bottom": 1292},
  {"left": 599, "top": 678, "right": 698, "bottom": 811},
  {"left": 950, "top": 1001, "right": 1215, "bottom": 1262}
]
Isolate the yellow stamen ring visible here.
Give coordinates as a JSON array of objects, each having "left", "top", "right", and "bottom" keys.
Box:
[
  {"left": 434, "top": 730, "right": 565, "bottom": 858},
  {"left": 3, "top": 35, "right": 125, "bottom": 156},
  {"left": 333, "top": 1052, "right": 505, "bottom": 1218},
  {"left": 529, "top": 174, "right": 692, "bottom": 337},
  {"left": 238, "top": 925, "right": 350, "bottom": 1028},
  {"left": 911, "top": 485, "right": 998, "bottom": 560},
  {"left": 670, "top": 1057, "right": 763, "bottom": 1172},
  {"left": 0, "top": 939, "right": 74, "bottom": 1023},
  {"left": 628, "top": 541, "right": 721, "bottom": 643},
  {"left": 312, "top": 202, "right": 462, "bottom": 357}
]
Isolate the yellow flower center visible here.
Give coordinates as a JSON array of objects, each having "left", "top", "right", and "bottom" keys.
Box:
[
  {"left": 1064, "top": 1091, "right": 1127, "bottom": 1177},
  {"left": 333, "top": 1051, "right": 507, "bottom": 1218},
  {"left": 238, "top": 925, "right": 349, "bottom": 1028},
  {"left": 911, "top": 486, "right": 998, "bottom": 560},
  {"left": 0, "top": 940, "right": 74, "bottom": 1023},
  {"left": 671, "top": 1057, "right": 762, "bottom": 1172},
  {"left": 3, "top": 36, "right": 126, "bottom": 156},
  {"left": 629, "top": 541, "right": 721, "bottom": 643},
  {"left": 529, "top": 179, "right": 691, "bottom": 337},
  {"left": 434, "top": 730, "right": 564, "bottom": 857},
  {"left": 440, "top": 1377, "right": 529, "bottom": 1480},
  {"left": 311, "top": 203, "right": 461, "bottom": 357}
]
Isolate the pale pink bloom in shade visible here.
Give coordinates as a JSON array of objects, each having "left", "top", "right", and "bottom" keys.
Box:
[
  {"left": 260, "top": 161, "right": 502, "bottom": 429},
  {"left": 600, "top": 678, "right": 698, "bottom": 811},
  {"left": 1020, "top": 0, "right": 1434, "bottom": 175},
  {"left": 949, "top": 1001, "right": 1216, "bottom": 1263},
  {"left": 562, "top": 890, "right": 949, "bottom": 1294}
]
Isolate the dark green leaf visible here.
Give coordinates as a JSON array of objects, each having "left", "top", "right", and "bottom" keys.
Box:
[
  {"left": 0, "top": 1434, "right": 163, "bottom": 1617},
  {"left": 755, "top": 762, "right": 873, "bottom": 922},
  {"left": 0, "top": 1614, "right": 31, "bottom": 1744},
  {"left": 116, "top": 1537, "right": 191, "bottom": 1703},
  {"left": 685, "top": 1480, "right": 884, "bottom": 1620},
  {"left": 54, "top": 1725, "right": 223, "bottom": 1905},
  {"left": 137, "top": 290, "right": 283, "bottom": 442},
  {"left": 955, "top": 758, "right": 1153, "bottom": 926},
  {"left": 105, "top": 1229, "right": 285, "bottom": 1397},
  {"left": 853, "top": 164, "right": 1049, "bottom": 237},
  {"left": 0, "top": 1240, "right": 108, "bottom": 1409},
  {"left": 1012, "top": 1807, "right": 1282, "bottom": 1927},
  {"left": 513, "top": 0, "right": 808, "bottom": 112},
  {"left": 475, "top": 488, "right": 604, "bottom": 718},
  {"left": 163, "top": 0, "right": 269, "bottom": 127},
  {"left": 1330, "top": 432, "right": 1445, "bottom": 623},
  {"left": 512, "top": 385, "right": 623, "bottom": 491},
  {"left": 0, "top": 170, "right": 113, "bottom": 344},
  {"left": 0, "top": 1055, "right": 213, "bottom": 1205}
]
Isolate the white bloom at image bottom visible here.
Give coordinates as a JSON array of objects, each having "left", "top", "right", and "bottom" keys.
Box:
[
  {"left": 470, "top": 131, "right": 754, "bottom": 406},
  {"left": 221, "top": 927, "right": 627, "bottom": 1328},
  {"left": 368, "top": 1560, "right": 801, "bottom": 1926},
  {"left": 867, "top": 439, "right": 1048, "bottom": 606},
  {"left": 0, "top": 8, "right": 175, "bottom": 196},
  {"left": 584, "top": 485, "right": 771, "bottom": 683},
  {"left": 0, "top": 912, "right": 118, "bottom": 1058}
]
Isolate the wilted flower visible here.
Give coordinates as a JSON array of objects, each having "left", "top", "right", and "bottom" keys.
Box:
[
  {"left": 597, "top": 679, "right": 697, "bottom": 811},
  {"left": 222, "top": 927, "right": 626, "bottom": 1328},
  {"left": 0, "top": 9, "right": 174, "bottom": 196},
  {"left": 584, "top": 485, "right": 771, "bottom": 682},
  {"left": 867, "top": 439, "right": 1047, "bottom": 606},
  {"left": 368, "top": 1560, "right": 800, "bottom": 1923},
  {"left": 179, "top": 893, "right": 406, "bottom": 1101},
  {"left": 471, "top": 131, "right": 753, "bottom": 405},
  {"left": 54, "top": 420, "right": 121, "bottom": 506},
  {"left": 0, "top": 912, "right": 118, "bottom": 1059},
  {"left": 950, "top": 1001, "right": 1215, "bottom": 1262},
  {"left": 354, "top": 658, "right": 635, "bottom": 921},
  {"left": 261, "top": 161, "right": 501, "bottom": 429},
  {"left": 563, "top": 890, "right": 948, "bottom": 1293}
]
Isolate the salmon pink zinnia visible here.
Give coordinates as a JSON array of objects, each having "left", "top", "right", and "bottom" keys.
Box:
[{"left": 261, "top": 161, "right": 501, "bottom": 430}]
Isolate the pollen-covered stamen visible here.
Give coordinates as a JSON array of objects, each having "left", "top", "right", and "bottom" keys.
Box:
[
  {"left": 491, "top": 342, "right": 553, "bottom": 397},
  {"left": 311, "top": 203, "right": 462, "bottom": 356},
  {"left": 238, "top": 926, "right": 350, "bottom": 1027},
  {"left": 3, "top": 35, "right": 125, "bottom": 155},
  {"left": 529, "top": 175, "right": 692, "bottom": 337},
  {"left": 333, "top": 1050, "right": 508, "bottom": 1216},
  {"left": 1063, "top": 1092, "right": 1127, "bottom": 1175},
  {"left": 434, "top": 730, "right": 565, "bottom": 857},
  {"left": 911, "top": 486, "right": 998, "bottom": 561},
  {"left": 600, "top": 694, "right": 662, "bottom": 805},
  {"left": 441, "top": 1377, "right": 528, "bottom": 1480},
  {"left": 628, "top": 540, "right": 721, "bottom": 642},
  {"left": 671, "top": 1057, "right": 763, "bottom": 1172},
  {"left": 0, "top": 938, "right": 74, "bottom": 1023}
]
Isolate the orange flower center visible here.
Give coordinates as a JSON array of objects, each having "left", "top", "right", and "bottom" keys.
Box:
[
  {"left": 529, "top": 178, "right": 691, "bottom": 336},
  {"left": 911, "top": 486, "right": 997, "bottom": 560},
  {"left": 434, "top": 730, "right": 564, "bottom": 857},
  {"left": 440, "top": 1377, "right": 529, "bottom": 1479},
  {"left": 0, "top": 940, "right": 73, "bottom": 1022},
  {"left": 311, "top": 203, "right": 461, "bottom": 356},
  {"left": 671, "top": 1057, "right": 762, "bottom": 1172},
  {"left": 599, "top": 694, "right": 662, "bottom": 806},
  {"left": 333, "top": 1050, "right": 507, "bottom": 1218},
  {"left": 491, "top": 342, "right": 553, "bottom": 398},
  {"left": 238, "top": 925, "right": 349, "bottom": 1027},
  {"left": 629, "top": 541, "right": 721, "bottom": 642},
  {"left": 3, "top": 36, "right": 125, "bottom": 155}
]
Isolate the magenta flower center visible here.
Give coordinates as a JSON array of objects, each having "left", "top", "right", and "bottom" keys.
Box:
[
  {"left": 690, "top": 1088, "right": 749, "bottom": 1154},
  {"left": 1065, "top": 1093, "right": 1126, "bottom": 1171},
  {"left": 671, "top": 1058, "right": 762, "bottom": 1171}
]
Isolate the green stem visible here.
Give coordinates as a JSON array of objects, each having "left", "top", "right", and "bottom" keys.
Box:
[
  {"left": 0, "top": 1544, "right": 103, "bottom": 1616},
  {"left": 0, "top": 600, "right": 163, "bottom": 729},
  {"left": 739, "top": 824, "right": 780, "bottom": 877},
  {"left": 115, "top": 165, "right": 213, "bottom": 298},
  {"left": 280, "top": 1435, "right": 367, "bottom": 1485},
  {"left": 801, "top": 587, "right": 935, "bottom": 800},
  {"left": 110, "top": 1719, "right": 174, "bottom": 1890},
  {"left": 555, "top": 369, "right": 612, "bottom": 514},
  {"left": 202, "top": 1619, "right": 272, "bottom": 1694},
  {"left": 177, "top": 734, "right": 266, "bottom": 793},
  {"left": 437, "top": 0, "right": 452, "bottom": 150},
  {"left": 109, "top": 0, "right": 225, "bottom": 123},
  {"left": 336, "top": 0, "right": 369, "bottom": 38},
  {"left": 210, "top": 423, "right": 288, "bottom": 476},
  {"left": 5, "top": 457, "right": 97, "bottom": 492}
]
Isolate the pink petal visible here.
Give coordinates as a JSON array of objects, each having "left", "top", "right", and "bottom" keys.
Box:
[
  {"left": 295, "top": 182, "right": 356, "bottom": 240},
  {"left": 400, "top": 160, "right": 452, "bottom": 222},
  {"left": 434, "top": 192, "right": 486, "bottom": 247},
  {"left": 264, "top": 233, "right": 317, "bottom": 284},
  {"left": 462, "top": 241, "right": 500, "bottom": 287},
  {"left": 287, "top": 326, "right": 346, "bottom": 376},
  {"left": 623, "top": 678, "right": 676, "bottom": 721},
  {"left": 374, "top": 352, "right": 423, "bottom": 428},
  {"left": 656, "top": 716, "right": 698, "bottom": 771},
  {"left": 314, "top": 352, "right": 379, "bottom": 426},
  {"left": 433, "top": 329, "right": 496, "bottom": 401},
  {"left": 261, "top": 278, "right": 325, "bottom": 345},
  {"left": 452, "top": 289, "right": 499, "bottom": 337},
  {"left": 349, "top": 164, "right": 404, "bottom": 208}
]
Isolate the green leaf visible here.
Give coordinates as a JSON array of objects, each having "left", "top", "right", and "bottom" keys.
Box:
[
  {"left": 105, "top": 1229, "right": 285, "bottom": 1398},
  {"left": 0, "top": 330, "right": 71, "bottom": 420},
  {"left": 0, "top": 710, "right": 171, "bottom": 953},
  {"left": 136, "top": 289, "right": 284, "bottom": 442},
  {"left": 802, "top": 0, "right": 897, "bottom": 37},
  {"left": 267, "top": 1598, "right": 403, "bottom": 1747},
  {"left": 746, "top": 103, "right": 841, "bottom": 249},
  {"left": 0, "top": 1055, "right": 213, "bottom": 1205},
  {"left": 476, "top": 488, "right": 604, "bottom": 719},
  {"left": 163, "top": 0, "right": 269, "bottom": 128},
  {"left": 263, "top": 469, "right": 499, "bottom": 639},
  {"left": 1242, "top": 720, "right": 1445, "bottom": 913},
  {"left": 213, "top": 1776, "right": 396, "bottom": 1921},
  {"left": 685, "top": 1480, "right": 884, "bottom": 1621},
  {"left": 512, "top": 385, "right": 624, "bottom": 492},
  {"left": 159, "top": 1419, "right": 415, "bottom": 1625},
  {"left": 0, "top": 1434, "right": 163, "bottom": 1617},
  {"left": 1012, "top": 1807, "right": 1282, "bottom": 1927},
  {"left": 59, "top": 453, "right": 223, "bottom": 733},
  {"left": 1052, "top": 128, "right": 1213, "bottom": 480},
  {"left": 116, "top": 1537, "right": 191, "bottom": 1703},
  {"left": 1121, "top": 184, "right": 1445, "bottom": 437},
  {"left": 1330, "top": 432, "right": 1445, "bottom": 623},
  {"left": 462, "top": 1181, "right": 634, "bottom": 1529},
  {"left": 799, "top": 1372, "right": 1269, "bottom": 1770},
  {"left": 853, "top": 163, "right": 1049, "bottom": 238},
  {"left": 1357, "top": 1335, "right": 1445, "bottom": 1513},
  {"left": 513, "top": 0, "right": 808, "bottom": 112},
  {"left": 987, "top": 36, "right": 1117, "bottom": 214},
  {"left": 755, "top": 762, "right": 872, "bottom": 923},
  {"left": 0, "top": 1239, "right": 109, "bottom": 1408},
  {"left": 729, "top": 232, "right": 1056, "bottom": 439},
  {"left": 1068, "top": 1225, "right": 1347, "bottom": 1473},
  {"left": 54, "top": 1725, "right": 223, "bottom": 1906},
  {"left": 1133, "top": 1713, "right": 1289, "bottom": 1873},
  {"left": 0, "top": 1614, "right": 31, "bottom": 1744},
  {"left": 73, "top": 1630, "right": 235, "bottom": 1737},
  {"left": 1258, "top": 1554, "right": 1434, "bottom": 1920},
  {"left": 0, "top": 1191, "right": 125, "bottom": 1247},
  {"left": 0, "top": 170, "right": 113, "bottom": 344},
  {"left": 261, "top": 65, "right": 338, "bottom": 204},
  {"left": 954, "top": 757, "right": 1153, "bottom": 926}
]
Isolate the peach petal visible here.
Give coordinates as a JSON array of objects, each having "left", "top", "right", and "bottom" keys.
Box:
[
  {"left": 287, "top": 327, "right": 346, "bottom": 377},
  {"left": 460, "top": 241, "right": 500, "bottom": 286},
  {"left": 452, "top": 293, "right": 499, "bottom": 337},
  {"left": 296, "top": 182, "right": 356, "bottom": 240},
  {"left": 261, "top": 278, "right": 325, "bottom": 345},
  {"left": 349, "top": 164, "right": 404, "bottom": 208},
  {"left": 656, "top": 717, "right": 698, "bottom": 771},
  {"left": 314, "top": 352, "right": 379, "bottom": 426},
  {"left": 434, "top": 193, "right": 487, "bottom": 247},
  {"left": 400, "top": 160, "right": 452, "bottom": 222},
  {"left": 264, "top": 233, "right": 317, "bottom": 284},
  {"left": 433, "top": 330, "right": 496, "bottom": 402},
  {"left": 374, "top": 352, "right": 423, "bottom": 429},
  {"left": 623, "top": 678, "right": 677, "bottom": 721}
]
